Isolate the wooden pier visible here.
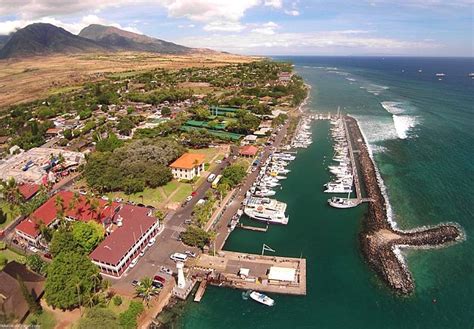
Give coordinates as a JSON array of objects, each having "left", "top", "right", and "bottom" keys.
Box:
[
  {"left": 237, "top": 223, "right": 268, "bottom": 232},
  {"left": 194, "top": 279, "right": 208, "bottom": 302}
]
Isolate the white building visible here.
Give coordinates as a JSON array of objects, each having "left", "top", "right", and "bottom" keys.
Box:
[{"left": 169, "top": 153, "right": 206, "bottom": 180}]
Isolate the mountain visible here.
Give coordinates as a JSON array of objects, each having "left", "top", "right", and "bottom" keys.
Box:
[
  {"left": 78, "top": 24, "right": 191, "bottom": 54},
  {"left": 0, "top": 23, "right": 107, "bottom": 59},
  {"left": 0, "top": 35, "right": 10, "bottom": 49}
]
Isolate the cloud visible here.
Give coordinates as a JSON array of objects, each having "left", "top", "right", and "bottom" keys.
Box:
[
  {"left": 284, "top": 9, "right": 300, "bottom": 16},
  {"left": 0, "top": 15, "right": 141, "bottom": 35},
  {"left": 176, "top": 30, "right": 439, "bottom": 55},
  {"left": 251, "top": 21, "right": 279, "bottom": 35},
  {"left": 203, "top": 21, "right": 246, "bottom": 32},
  {"left": 264, "top": 0, "right": 283, "bottom": 8}
]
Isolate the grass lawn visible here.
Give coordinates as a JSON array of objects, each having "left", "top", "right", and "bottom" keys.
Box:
[
  {"left": 107, "top": 295, "right": 132, "bottom": 316},
  {"left": 170, "top": 184, "right": 193, "bottom": 203},
  {"left": 0, "top": 202, "right": 21, "bottom": 230},
  {"left": 107, "top": 187, "right": 165, "bottom": 208},
  {"left": 188, "top": 147, "right": 221, "bottom": 163},
  {"left": 25, "top": 309, "right": 56, "bottom": 329},
  {"left": 162, "top": 181, "right": 179, "bottom": 197},
  {"left": 0, "top": 248, "right": 25, "bottom": 264}
]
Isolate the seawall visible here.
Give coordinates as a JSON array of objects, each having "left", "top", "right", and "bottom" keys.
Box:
[{"left": 345, "top": 115, "right": 462, "bottom": 295}]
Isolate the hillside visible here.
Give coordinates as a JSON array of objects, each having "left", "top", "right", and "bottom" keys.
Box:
[
  {"left": 0, "top": 35, "right": 10, "bottom": 49},
  {"left": 0, "top": 23, "right": 107, "bottom": 59},
  {"left": 79, "top": 24, "right": 191, "bottom": 54}
]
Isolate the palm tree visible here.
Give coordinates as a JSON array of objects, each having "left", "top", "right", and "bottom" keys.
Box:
[
  {"left": 135, "top": 277, "right": 159, "bottom": 307},
  {"left": 0, "top": 178, "right": 21, "bottom": 216},
  {"left": 54, "top": 195, "right": 66, "bottom": 226},
  {"left": 69, "top": 192, "right": 80, "bottom": 213}
]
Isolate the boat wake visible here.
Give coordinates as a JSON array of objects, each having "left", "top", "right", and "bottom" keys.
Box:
[
  {"left": 381, "top": 101, "right": 418, "bottom": 140},
  {"left": 360, "top": 84, "right": 389, "bottom": 96}
]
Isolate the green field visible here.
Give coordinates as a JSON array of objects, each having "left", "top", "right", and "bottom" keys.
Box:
[
  {"left": 107, "top": 187, "right": 165, "bottom": 208},
  {"left": 0, "top": 248, "right": 26, "bottom": 264},
  {"left": 107, "top": 295, "right": 132, "bottom": 316},
  {"left": 170, "top": 184, "right": 193, "bottom": 203},
  {"left": 25, "top": 309, "right": 56, "bottom": 329}
]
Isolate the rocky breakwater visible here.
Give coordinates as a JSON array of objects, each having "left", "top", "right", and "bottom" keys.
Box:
[{"left": 345, "top": 115, "right": 463, "bottom": 295}]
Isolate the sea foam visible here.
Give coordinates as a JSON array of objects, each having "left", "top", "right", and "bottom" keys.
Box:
[{"left": 381, "top": 101, "right": 418, "bottom": 139}]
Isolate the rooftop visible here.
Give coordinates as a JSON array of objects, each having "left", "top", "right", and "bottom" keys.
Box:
[
  {"left": 18, "top": 183, "right": 40, "bottom": 200},
  {"left": 15, "top": 191, "right": 118, "bottom": 238},
  {"left": 89, "top": 204, "right": 157, "bottom": 266},
  {"left": 170, "top": 153, "right": 206, "bottom": 170},
  {"left": 239, "top": 145, "right": 259, "bottom": 156}
]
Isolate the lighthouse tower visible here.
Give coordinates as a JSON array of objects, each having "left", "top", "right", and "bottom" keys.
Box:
[{"left": 176, "top": 261, "right": 186, "bottom": 288}]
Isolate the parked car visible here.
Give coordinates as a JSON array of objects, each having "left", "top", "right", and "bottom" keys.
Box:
[
  {"left": 207, "top": 173, "right": 216, "bottom": 182},
  {"left": 184, "top": 219, "right": 192, "bottom": 225},
  {"left": 28, "top": 246, "right": 38, "bottom": 253},
  {"left": 139, "top": 250, "right": 145, "bottom": 257},
  {"left": 185, "top": 195, "right": 193, "bottom": 202},
  {"left": 44, "top": 253, "right": 52, "bottom": 259},
  {"left": 215, "top": 160, "right": 222, "bottom": 164},
  {"left": 154, "top": 275, "right": 166, "bottom": 284},
  {"left": 147, "top": 237, "right": 156, "bottom": 247},
  {"left": 160, "top": 266, "right": 173, "bottom": 275},
  {"left": 184, "top": 250, "right": 197, "bottom": 258},
  {"left": 129, "top": 257, "right": 139, "bottom": 268},
  {"left": 152, "top": 281, "right": 163, "bottom": 289},
  {"left": 170, "top": 253, "right": 188, "bottom": 262},
  {"left": 132, "top": 279, "right": 140, "bottom": 287}
]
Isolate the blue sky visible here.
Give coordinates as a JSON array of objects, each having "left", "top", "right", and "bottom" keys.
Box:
[{"left": 0, "top": 0, "right": 472, "bottom": 56}]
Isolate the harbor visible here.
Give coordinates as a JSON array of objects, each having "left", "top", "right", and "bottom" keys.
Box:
[{"left": 192, "top": 251, "right": 306, "bottom": 296}]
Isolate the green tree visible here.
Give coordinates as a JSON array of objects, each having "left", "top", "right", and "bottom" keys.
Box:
[
  {"left": 50, "top": 228, "right": 85, "bottom": 256},
  {"left": 71, "top": 221, "right": 105, "bottom": 253},
  {"left": 135, "top": 277, "right": 159, "bottom": 306},
  {"left": 118, "top": 301, "right": 144, "bottom": 329},
  {"left": 95, "top": 133, "right": 123, "bottom": 152},
  {"left": 117, "top": 117, "right": 135, "bottom": 136},
  {"left": 180, "top": 225, "right": 212, "bottom": 249},
  {"left": 26, "top": 254, "right": 48, "bottom": 275},
  {"left": 221, "top": 164, "right": 247, "bottom": 187},
  {"left": 112, "top": 295, "right": 122, "bottom": 306},
  {"left": 161, "top": 107, "right": 171, "bottom": 116},
  {"left": 45, "top": 251, "right": 100, "bottom": 310},
  {"left": 0, "top": 208, "right": 6, "bottom": 224}
]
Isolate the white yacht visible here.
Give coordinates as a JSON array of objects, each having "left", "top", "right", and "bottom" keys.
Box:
[
  {"left": 250, "top": 291, "right": 275, "bottom": 306},
  {"left": 324, "top": 184, "right": 352, "bottom": 194},
  {"left": 244, "top": 197, "right": 288, "bottom": 225},
  {"left": 328, "top": 197, "right": 360, "bottom": 209}
]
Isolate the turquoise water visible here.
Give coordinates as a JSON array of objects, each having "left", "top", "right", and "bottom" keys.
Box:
[{"left": 179, "top": 57, "right": 474, "bottom": 328}]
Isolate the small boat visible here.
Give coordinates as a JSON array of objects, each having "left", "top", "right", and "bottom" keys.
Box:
[
  {"left": 328, "top": 196, "right": 360, "bottom": 209},
  {"left": 249, "top": 291, "right": 275, "bottom": 306},
  {"left": 435, "top": 73, "right": 446, "bottom": 77}
]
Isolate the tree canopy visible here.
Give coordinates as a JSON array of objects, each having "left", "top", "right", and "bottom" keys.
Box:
[
  {"left": 44, "top": 251, "right": 100, "bottom": 310},
  {"left": 180, "top": 225, "right": 212, "bottom": 249},
  {"left": 71, "top": 221, "right": 105, "bottom": 253},
  {"left": 221, "top": 164, "right": 247, "bottom": 188},
  {"left": 78, "top": 307, "right": 120, "bottom": 329}
]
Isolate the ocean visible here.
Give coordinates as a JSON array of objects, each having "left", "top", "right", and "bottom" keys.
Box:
[{"left": 177, "top": 57, "right": 474, "bottom": 329}]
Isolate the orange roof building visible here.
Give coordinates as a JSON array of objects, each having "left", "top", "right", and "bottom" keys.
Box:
[
  {"left": 169, "top": 153, "right": 206, "bottom": 180},
  {"left": 239, "top": 145, "right": 259, "bottom": 157}
]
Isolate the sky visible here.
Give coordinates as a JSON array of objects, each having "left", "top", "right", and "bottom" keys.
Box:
[{"left": 0, "top": 0, "right": 472, "bottom": 56}]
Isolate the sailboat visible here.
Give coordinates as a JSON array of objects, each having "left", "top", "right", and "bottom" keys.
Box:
[{"left": 328, "top": 192, "right": 360, "bottom": 209}]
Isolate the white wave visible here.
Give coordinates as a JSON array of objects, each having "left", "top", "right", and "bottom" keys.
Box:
[
  {"left": 352, "top": 115, "right": 398, "bottom": 143},
  {"left": 381, "top": 101, "right": 418, "bottom": 139},
  {"left": 392, "top": 115, "right": 417, "bottom": 139},
  {"left": 381, "top": 101, "right": 406, "bottom": 115},
  {"left": 345, "top": 77, "right": 356, "bottom": 82}
]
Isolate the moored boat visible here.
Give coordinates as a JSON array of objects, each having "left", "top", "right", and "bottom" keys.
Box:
[{"left": 249, "top": 291, "right": 275, "bottom": 306}]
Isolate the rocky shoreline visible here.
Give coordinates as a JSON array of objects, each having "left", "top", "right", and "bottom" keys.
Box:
[{"left": 345, "top": 115, "right": 463, "bottom": 295}]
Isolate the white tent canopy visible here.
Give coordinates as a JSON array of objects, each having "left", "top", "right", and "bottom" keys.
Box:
[{"left": 268, "top": 266, "right": 296, "bottom": 282}]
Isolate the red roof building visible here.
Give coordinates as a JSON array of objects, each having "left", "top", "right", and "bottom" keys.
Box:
[
  {"left": 18, "top": 183, "right": 40, "bottom": 201},
  {"left": 89, "top": 204, "right": 159, "bottom": 277},
  {"left": 15, "top": 191, "right": 160, "bottom": 278},
  {"left": 15, "top": 191, "right": 118, "bottom": 244},
  {"left": 239, "top": 145, "right": 259, "bottom": 157}
]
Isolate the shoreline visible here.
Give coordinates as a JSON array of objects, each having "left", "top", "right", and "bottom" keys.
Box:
[{"left": 345, "top": 115, "right": 463, "bottom": 295}]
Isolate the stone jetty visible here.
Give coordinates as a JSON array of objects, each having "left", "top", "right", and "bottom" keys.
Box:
[{"left": 345, "top": 115, "right": 463, "bottom": 295}]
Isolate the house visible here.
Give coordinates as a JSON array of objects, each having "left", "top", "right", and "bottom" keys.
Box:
[
  {"left": 241, "top": 135, "right": 258, "bottom": 145},
  {"left": 0, "top": 261, "right": 45, "bottom": 323},
  {"left": 14, "top": 191, "right": 160, "bottom": 278},
  {"left": 45, "top": 128, "right": 62, "bottom": 138},
  {"left": 169, "top": 153, "right": 206, "bottom": 180},
  {"left": 239, "top": 145, "right": 259, "bottom": 157}
]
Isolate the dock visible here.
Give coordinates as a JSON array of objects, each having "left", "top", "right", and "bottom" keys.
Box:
[
  {"left": 194, "top": 279, "right": 208, "bottom": 302},
  {"left": 341, "top": 116, "right": 373, "bottom": 205},
  {"left": 237, "top": 223, "right": 268, "bottom": 232},
  {"left": 193, "top": 251, "right": 306, "bottom": 296}
]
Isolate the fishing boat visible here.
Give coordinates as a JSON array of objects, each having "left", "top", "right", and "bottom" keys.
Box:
[{"left": 249, "top": 291, "right": 275, "bottom": 306}]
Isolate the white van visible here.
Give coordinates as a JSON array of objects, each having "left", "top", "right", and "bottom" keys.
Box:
[
  {"left": 170, "top": 253, "right": 188, "bottom": 262},
  {"left": 207, "top": 173, "right": 216, "bottom": 183}
]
